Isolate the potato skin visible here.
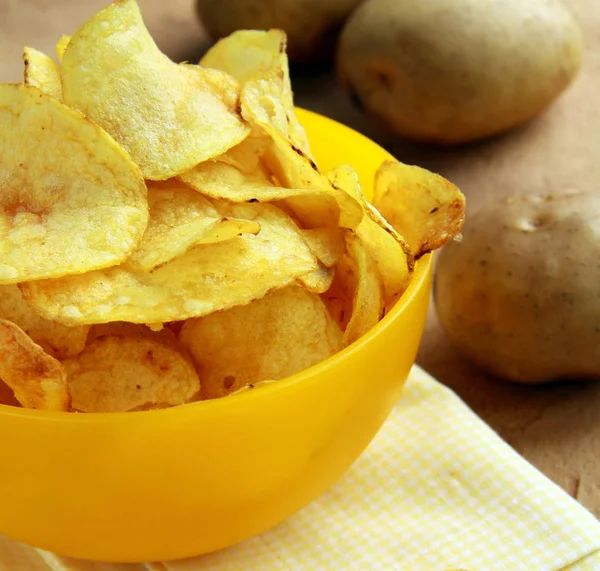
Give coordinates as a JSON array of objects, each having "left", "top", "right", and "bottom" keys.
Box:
[
  {"left": 434, "top": 190, "right": 600, "bottom": 383},
  {"left": 337, "top": 0, "right": 583, "bottom": 144},
  {"left": 196, "top": 0, "right": 362, "bottom": 62}
]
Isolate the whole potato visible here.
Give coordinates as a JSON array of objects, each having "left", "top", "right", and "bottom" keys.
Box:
[
  {"left": 434, "top": 190, "right": 600, "bottom": 383},
  {"left": 196, "top": 0, "right": 362, "bottom": 63},
  {"left": 337, "top": 0, "right": 583, "bottom": 144}
]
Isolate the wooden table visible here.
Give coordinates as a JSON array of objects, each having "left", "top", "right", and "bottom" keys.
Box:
[{"left": 1, "top": 0, "right": 598, "bottom": 518}]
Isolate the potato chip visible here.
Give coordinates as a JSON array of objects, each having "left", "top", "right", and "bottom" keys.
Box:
[
  {"left": 61, "top": 0, "right": 249, "bottom": 180},
  {"left": 373, "top": 160, "right": 466, "bottom": 259},
  {"left": 0, "top": 284, "right": 88, "bottom": 359},
  {"left": 63, "top": 330, "right": 200, "bottom": 412},
  {"left": 329, "top": 165, "right": 413, "bottom": 304},
  {"left": 22, "top": 47, "right": 63, "bottom": 100},
  {"left": 298, "top": 265, "right": 335, "bottom": 293},
  {"left": 300, "top": 227, "right": 345, "bottom": 268},
  {"left": 22, "top": 203, "right": 319, "bottom": 325},
  {"left": 125, "top": 181, "right": 260, "bottom": 272},
  {"left": 321, "top": 265, "right": 352, "bottom": 332},
  {"left": 200, "top": 29, "right": 312, "bottom": 158},
  {"left": 0, "top": 319, "right": 69, "bottom": 411},
  {"left": 179, "top": 285, "right": 342, "bottom": 399},
  {"left": 341, "top": 231, "right": 385, "bottom": 347},
  {"left": 0, "top": 84, "right": 148, "bottom": 284},
  {"left": 55, "top": 35, "right": 70, "bottom": 62}
]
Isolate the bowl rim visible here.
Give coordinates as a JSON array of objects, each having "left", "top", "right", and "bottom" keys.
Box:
[{"left": 0, "top": 109, "right": 433, "bottom": 421}]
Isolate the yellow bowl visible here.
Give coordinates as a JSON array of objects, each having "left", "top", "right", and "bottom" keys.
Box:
[{"left": 0, "top": 109, "right": 432, "bottom": 563}]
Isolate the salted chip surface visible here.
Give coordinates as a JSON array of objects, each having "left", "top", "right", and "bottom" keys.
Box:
[
  {"left": 0, "top": 319, "right": 69, "bottom": 411},
  {"left": 22, "top": 203, "right": 319, "bottom": 325},
  {"left": 125, "top": 181, "right": 260, "bottom": 272},
  {"left": 179, "top": 286, "right": 342, "bottom": 399},
  {"left": 341, "top": 231, "right": 385, "bottom": 347},
  {"left": 61, "top": 0, "right": 249, "bottom": 180},
  {"left": 23, "top": 47, "right": 63, "bottom": 100},
  {"left": 0, "top": 84, "right": 148, "bottom": 284},
  {"left": 201, "top": 29, "right": 312, "bottom": 158},
  {"left": 0, "top": 284, "right": 88, "bottom": 359},
  {"left": 373, "top": 160, "right": 466, "bottom": 259},
  {"left": 63, "top": 330, "right": 200, "bottom": 412},
  {"left": 329, "top": 165, "right": 413, "bottom": 304}
]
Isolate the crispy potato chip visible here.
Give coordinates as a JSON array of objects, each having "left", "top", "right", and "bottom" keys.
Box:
[
  {"left": 125, "top": 181, "right": 260, "bottom": 272},
  {"left": 61, "top": 0, "right": 249, "bottom": 180},
  {"left": 179, "top": 285, "right": 342, "bottom": 399},
  {"left": 200, "top": 29, "right": 312, "bottom": 159},
  {"left": 298, "top": 265, "right": 335, "bottom": 293},
  {"left": 55, "top": 35, "right": 70, "bottom": 62},
  {"left": 22, "top": 203, "right": 319, "bottom": 325},
  {"left": 0, "top": 84, "right": 148, "bottom": 284},
  {"left": 0, "top": 319, "right": 69, "bottom": 411},
  {"left": 179, "top": 136, "right": 344, "bottom": 230},
  {"left": 0, "top": 284, "right": 88, "bottom": 359},
  {"left": 373, "top": 160, "right": 466, "bottom": 259},
  {"left": 321, "top": 265, "right": 352, "bottom": 332},
  {"left": 22, "top": 47, "right": 63, "bottom": 100},
  {"left": 63, "top": 330, "right": 200, "bottom": 412},
  {"left": 300, "top": 227, "right": 345, "bottom": 268},
  {"left": 341, "top": 231, "right": 385, "bottom": 347},
  {"left": 329, "top": 165, "right": 413, "bottom": 304}
]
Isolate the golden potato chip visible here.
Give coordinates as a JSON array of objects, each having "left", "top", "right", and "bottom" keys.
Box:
[
  {"left": 200, "top": 29, "right": 312, "bottom": 158},
  {"left": 298, "top": 265, "right": 335, "bottom": 293},
  {"left": 329, "top": 165, "right": 413, "bottom": 304},
  {"left": 125, "top": 181, "right": 260, "bottom": 272},
  {"left": 0, "top": 284, "right": 88, "bottom": 359},
  {"left": 321, "top": 265, "right": 352, "bottom": 332},
  {"left": 341, "top": 231, "right": 385, "bottom": 347},
  {"left": 179, "top": 285, "right": 342, "bottom": 399},
  {"left": 55, "top": 35, "right": 70, "bottom": 62},
  {"left": 0, "top": 319, "right": 69, "bottom": 411},
  {"left": 63, "top": 330, "right": 200, "bottom": 412},
  {"left": 300, "top": 227, "right": 345, "bottom": 268},
  {"left": 22, "top": 203, "right": 319, "bottom": 325},
  {"left": 0, "top": 84, "right": 148, "bottom": 284},
  {"left": 61, "top": 0, "right": 249, "bottom": 180},
  {"left": 373, "top": 160, "right": 466, "bottom": 259},
  {"left": 22, "top": 47, "right": 63, "bottom": 100}
]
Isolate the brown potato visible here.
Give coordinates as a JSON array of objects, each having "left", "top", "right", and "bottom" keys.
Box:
[{"left": 435, "top": 189, "right": 600, "bottom": 383}]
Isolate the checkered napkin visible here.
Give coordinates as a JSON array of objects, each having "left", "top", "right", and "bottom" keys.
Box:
[{"left": 2, "top": 366, "right": 599, "bottom": 571}]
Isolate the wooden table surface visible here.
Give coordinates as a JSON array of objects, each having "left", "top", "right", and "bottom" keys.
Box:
[{"left": 1, "top": 0, "right": 598, "bottom": 518}]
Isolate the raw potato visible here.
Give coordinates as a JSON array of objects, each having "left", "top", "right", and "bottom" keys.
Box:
[
  {"left": 337, "top": 0, "right": 583, "bottom": 144},
  {"left": 435, "top": 189, "right": 600, "bottom": 383},
  {"left": 196, "top": 0, "right": 362, "bottom": 62}
]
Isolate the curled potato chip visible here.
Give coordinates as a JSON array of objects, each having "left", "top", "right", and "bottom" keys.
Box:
[
  {"left": 0, "top": 319, "right": 69, "bottom": 411},
  {"left": 22, "top": 203, "right": 319, "bottom": 325},
  {"left": 200, "top": 29, "right": 312, "bottom": 159},
  {"left": 0, "top": 379, "right": 19, "bottom": 407},
  {"left": 0, "top": 284, "right": 88, "bottom": 359},
  {"left": 329, "top": 165, "right": 413, "bottom": 304},
  {"left": 63, "top": 329, "right": 200, "bottom": 412},
  {"left": 55, "top": 35, "right": 70, "bottom": 62},
  {"left": 0, "top": 84, "right": 148, "bottom": 284},
  {"left": 125, "top": 181, "right": 260, "bottom": 272},
  {"left": 61, "top": 0, "right": 249, "bottom": 180},
  {"left": 341, "top": 231, "right": 385, "bottom": 347},
  {"left": 373, "top": 160, "right": 466, "bottom": 259},
  {"left": 300, "top": 227, "right": 345, "bottom": 268},
  {"left": 179, "top": 286, "right": 342, "bottom": 399},
  {"left": 298, "top": 265, "right": 335, "bottom": 293},
  {"left": 23, "top": 47, "right": 63, "bottom": 100}
]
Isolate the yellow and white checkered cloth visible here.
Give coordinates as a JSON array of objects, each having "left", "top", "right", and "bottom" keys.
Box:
[{"left": 2, "top": 366, "right": 599, "bottom": 571}]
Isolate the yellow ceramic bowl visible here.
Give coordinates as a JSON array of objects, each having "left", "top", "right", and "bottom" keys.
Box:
[{"left": 0, "top": 109, "right": 432, "bottom": 563}]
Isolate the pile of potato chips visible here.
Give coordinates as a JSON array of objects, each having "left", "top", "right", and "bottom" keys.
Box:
[{"left": 0, "top": 0, "right": 464, "bottom": 413}]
